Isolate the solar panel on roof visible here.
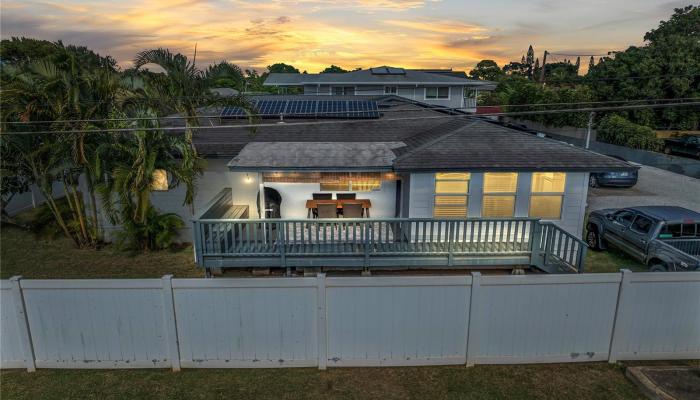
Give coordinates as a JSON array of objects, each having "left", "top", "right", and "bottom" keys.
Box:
[
  {"left": 223, "top": 99, "right": 379, "bottom": 120},
  {"left": 370, "top": 67, "right": 389, "bottom": 75},
  {"left": 386, "top": 67, "right": 406, "bottom": 75},
  {"left": 256, "top": 100, "right": 286, "bottom": 116},
  {"left": 285, "top": 100, "right": 317, "bottom": 117},
  {"left": 220, "top": 106, "right": 247, "bottom": 118},
  {"left": 317, "top": 100, "right": 347, "bottom": 118}
]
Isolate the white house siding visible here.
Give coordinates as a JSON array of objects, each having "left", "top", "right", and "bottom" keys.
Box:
[
  {"left": 300, "top": 84, "right": 471, "bottom": 110},
  {"left": 408, "top": 172, "right": 589, "bottom": 238},
  {"left": 93, "top": 159, "right": 261, "bottom": 241}
]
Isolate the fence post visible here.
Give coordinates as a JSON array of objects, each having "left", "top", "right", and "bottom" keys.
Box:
[
  {"left": 608, "top": 269, "right": 632, "bottom": 363},
  {"left": 9, "top": 276, "right": 35, "bottom": 372},
  {"left": 161, "top": 275, "right": 181, "bottom": 372},
  {"left": 465, "top": 272, "right": 481, "bottom": 367},
  {"left": 316, "top": 273, "right": 327, "bottom": 370}
]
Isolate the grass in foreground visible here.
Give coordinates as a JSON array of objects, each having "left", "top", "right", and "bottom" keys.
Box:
[
  {"left": 584, "top": 246, "right": 646, "bottom": 274},
  {"left": 1, "top": 223, "right": 646, "bottom": 279},
  {"left": 0, "top": 226, "right": 202, "bottom": 279},
  {"left": 1, "top": 363, "right": 646, "bottom": 400}
]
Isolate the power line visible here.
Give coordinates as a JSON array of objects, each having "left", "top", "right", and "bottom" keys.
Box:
[
  {"left": 3, "top": 101, "right": 699, "bottom": 136},
  {"left": 3, "top": 97, "right": 698, "bottom": 126},
  {"left": 2, "top": 71, "right": 699, "bottom": 110},
  {"left": 548, "top": 52, "right": 612, "bottom": 57}
]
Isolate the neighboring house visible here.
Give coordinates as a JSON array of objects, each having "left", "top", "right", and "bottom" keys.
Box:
[
  {"left": 263, "top": 67, "right": 496, "bottom": 112},
  {"left": 95, "top": 94, "right": 633, "bottom": 274}
]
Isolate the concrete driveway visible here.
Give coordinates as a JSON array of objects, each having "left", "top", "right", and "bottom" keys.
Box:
[{"left": 587, "top": 165, "right": 700, "bottom": 213}]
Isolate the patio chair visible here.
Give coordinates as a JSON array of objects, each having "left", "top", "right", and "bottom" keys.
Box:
[
  {"left": 342, "top": 202, "right": 364, "bottom": 218},
  {"left": 316, "top": 203, "right": 339, "bottom": 218},
  {"left": 336, "top": 193, "right": 356, "bottom": 200},
  {"left": 312, "top": 193, "right": 333, "bottom": 200}
]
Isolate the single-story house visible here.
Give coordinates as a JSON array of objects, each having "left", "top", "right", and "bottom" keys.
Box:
[{"left": 96, "top": 94, "right": 635, "bottom": 274}]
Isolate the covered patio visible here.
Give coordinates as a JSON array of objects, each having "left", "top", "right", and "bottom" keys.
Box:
[{"left": 228, "top": 141, "right": 405, "bottom": 219}]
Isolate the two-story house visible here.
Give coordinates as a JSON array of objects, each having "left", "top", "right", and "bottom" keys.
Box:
[{"left": 263, "top": 67, "right": 496, "bottom": 112}]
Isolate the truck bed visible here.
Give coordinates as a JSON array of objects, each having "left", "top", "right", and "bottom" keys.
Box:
[{"left": 661, "top": 239, "right": 700, "bottom": 257}]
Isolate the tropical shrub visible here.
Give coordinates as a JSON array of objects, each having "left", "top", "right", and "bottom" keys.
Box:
[
  {"left": 115, "top": 207, "right": 184, "bottom": 251},
  {"left": 597, "top": 115, "right": 662, "bottom": 151}
]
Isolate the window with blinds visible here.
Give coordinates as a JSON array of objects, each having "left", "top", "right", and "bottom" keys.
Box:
[
  {"left": 433, "top": 172, "right": 470, "bottom": 217},
  {"left": 482, "top": 172, "right": 517, "bottom": 217},
  {"left": 529, "top": 172, "right": 566, "bottom": 219}
]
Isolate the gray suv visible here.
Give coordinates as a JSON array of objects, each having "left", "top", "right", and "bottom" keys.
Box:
[{"left": 587, "top": 206, "right": 700, "bottom": 271}]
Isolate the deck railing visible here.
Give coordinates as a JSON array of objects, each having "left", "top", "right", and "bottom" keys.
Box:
[{"left": 193, "top": 217, "right": 587, "bottom": 273}]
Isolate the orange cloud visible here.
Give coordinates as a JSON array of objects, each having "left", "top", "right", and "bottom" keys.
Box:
[{"left": 383, "top": 19, "right": 487, "bottom": 34}]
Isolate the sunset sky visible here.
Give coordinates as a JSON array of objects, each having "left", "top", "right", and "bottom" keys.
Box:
[{"left": 0, "top": 0, "right": 690, "bottom": 73}]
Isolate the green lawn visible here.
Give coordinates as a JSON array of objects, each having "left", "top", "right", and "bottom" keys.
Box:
[
  {"left": 1, "top": 223, "right": 643, "bottom": 279},
  {"left": 0, "top": 363, "right": 648, "bottom": 400},
  {"left": 584, "top": 247, "right": 646, "bottom": 273},
  {"left": 0, "top": 226, "right": 202, "bottom": 279}
]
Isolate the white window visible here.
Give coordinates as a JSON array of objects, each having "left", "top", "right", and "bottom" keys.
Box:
[
  {"left": 151, "top": 169, "right": 169, "bottom": 191},
  {"left": 482, "top": 172, "right": 518, "bottom": 217},
  {"left": 433, "top": 172, "right": 470, "bottom": 217},
  {"left": 384, "top": 86, "right": 398, "bottom": 94},
  {"left": 332, "top": 86, "right": 355, "bottom": 95},
  {"left": 425, "top": 87, "right": 450, "bottom": 100},
  {"left": 529, "top": 172, "right": 566, "bottom": 219}
]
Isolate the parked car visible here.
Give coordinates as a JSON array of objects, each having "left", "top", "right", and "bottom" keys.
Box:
[
  {"left": 588, "top": 156, "right": 639, "bottom": 188},
  {"left": 587, "top": 206, "right": 700, "bottom": 271},
  {"left": 663, "top": 135, "right": 700, "bottom": 158}
]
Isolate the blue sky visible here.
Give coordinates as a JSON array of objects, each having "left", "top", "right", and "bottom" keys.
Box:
[{"left": 0, "top": 0, "right": 691, "bottom": 72}]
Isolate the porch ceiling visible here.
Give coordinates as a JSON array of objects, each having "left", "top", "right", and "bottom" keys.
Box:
[{"left": 227, "top": 141, "right": 405, "bottom": 171}]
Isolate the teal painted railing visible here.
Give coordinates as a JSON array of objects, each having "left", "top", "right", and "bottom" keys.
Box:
[{"left": 192, "top": 217, "right": 587, "bottom": 273}]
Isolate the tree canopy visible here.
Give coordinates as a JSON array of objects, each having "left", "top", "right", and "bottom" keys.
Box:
[
  {"left": 472, "top": 5, "right": 699, "bottom": 130},
  {"left": 320, "top": 65, "right": 348, "bottom": 73}
]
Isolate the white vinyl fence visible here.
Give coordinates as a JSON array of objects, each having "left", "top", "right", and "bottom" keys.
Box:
[{"left": 1, "top": 271, "right": 698, "bottom": 371}]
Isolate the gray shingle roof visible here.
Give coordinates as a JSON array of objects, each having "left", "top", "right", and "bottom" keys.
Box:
[
  {"left": 393, "top": 120, "right": 635, "bottom": 172},
  {"left": 187, "top": 94, "right": 634, "bottom": 172},
  {"left": 228, "top": 142, "right": 404, "bottom": 170},
  {"left": 264, "top": 68, "right": 494, "bottom": 87}
]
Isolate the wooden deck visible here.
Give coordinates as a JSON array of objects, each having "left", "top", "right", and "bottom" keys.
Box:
[{"left": 193, "top": 217, "right": 587, "bottom": 273}]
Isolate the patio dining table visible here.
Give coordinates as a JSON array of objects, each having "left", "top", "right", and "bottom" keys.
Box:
[{"left": 305, "top": 199, "right": 372, "bottom": 218}]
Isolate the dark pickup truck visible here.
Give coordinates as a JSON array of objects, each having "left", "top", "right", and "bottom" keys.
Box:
[
  {"left": 587, "top": 206, "right": 700, "bottom": 271},
  {"left": 663, "top": 135, "right": 700, "bottom": 158}
]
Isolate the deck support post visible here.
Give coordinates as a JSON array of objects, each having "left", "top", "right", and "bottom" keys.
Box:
[
  {"left": 193, "top": 221, "right": 203, "bottom": 265},
  {"left": 529, "top": 221, "right": 544, "bottom": 268},
  {"left": 278, "top": 221, "right": 287, "bottom": 269},
  {"left": 9, "top": 276, "right": 36, "bottom": 372},
  {"left": 363, "top": 222, "right": 371, "bottom": 268}
]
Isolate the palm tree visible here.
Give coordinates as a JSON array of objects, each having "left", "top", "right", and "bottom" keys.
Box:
[
  {"left": 96, "top": 109, "right": 203, "bottom": 250},
  {"left": 132, "top": 48, "right": 253, "bottom": 207},
  {"left": 0, "top": 50, "right": 128, "bottom": 247}
]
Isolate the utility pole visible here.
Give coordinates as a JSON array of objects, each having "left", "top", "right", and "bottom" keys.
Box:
[
  {"left": 539, "top": 51, "right": 548, "bottom": 84},
  {"left": 585, "top": 111, "right": 595, "bottom": 149}
]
